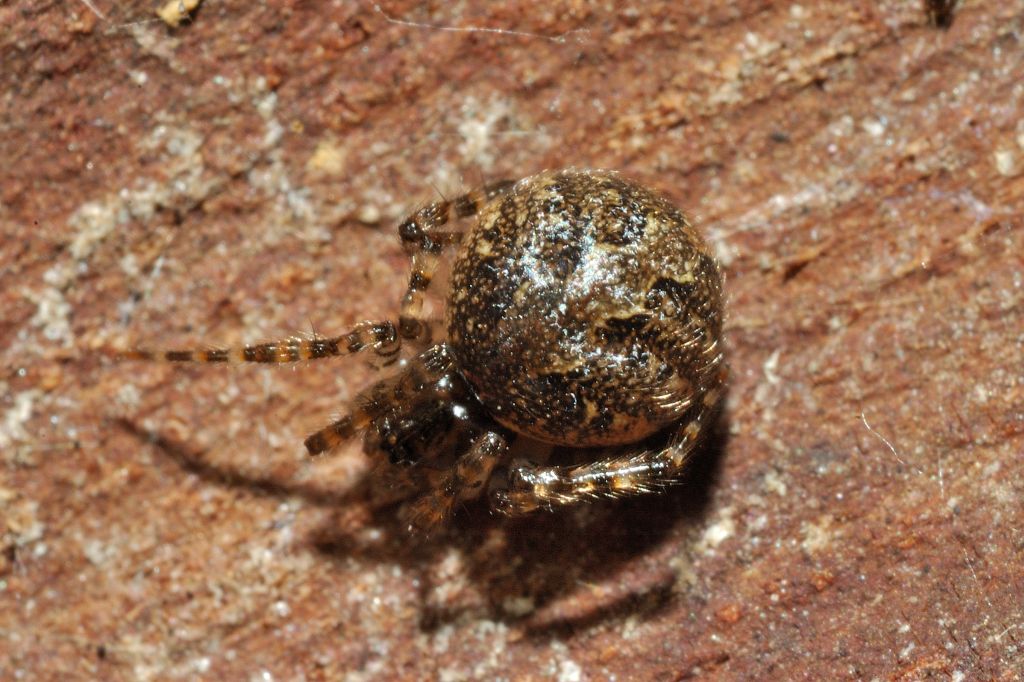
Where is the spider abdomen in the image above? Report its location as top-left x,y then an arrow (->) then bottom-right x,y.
446,169 -> 725,446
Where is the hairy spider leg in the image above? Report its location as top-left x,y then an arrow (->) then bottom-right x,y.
403,430 -> 511,532
302,344 -> 458,456
114,180 -> 514,367
492,374 -> 726,515
115,320 -> 401,364
396,179 -> 515,344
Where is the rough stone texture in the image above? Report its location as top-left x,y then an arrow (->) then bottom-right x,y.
2,1 -> 1022,679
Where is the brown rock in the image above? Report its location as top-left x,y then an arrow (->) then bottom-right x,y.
2,1 -> 1022,679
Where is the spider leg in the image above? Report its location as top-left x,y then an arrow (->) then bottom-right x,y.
491,388 -> 724,515
114,320 -> 400,365
403,430 -> 511,532
115,180 -> 515,366
303,344 -> 457,456
396,179 -> 514,344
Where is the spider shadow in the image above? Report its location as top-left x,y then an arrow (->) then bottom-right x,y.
112,417 -> 353,507
309,419 -> 731,637
116,414 -> 729,638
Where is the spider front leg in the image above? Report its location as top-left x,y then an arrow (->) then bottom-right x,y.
395,179 -> 514,344
303,344 -> 457,456
403,430 -> 512,532
492,404 -> 718,515
115,181 -> 514,367
115,320 -> 401,365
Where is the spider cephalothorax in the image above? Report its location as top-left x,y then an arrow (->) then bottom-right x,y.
122,169 -> 726,531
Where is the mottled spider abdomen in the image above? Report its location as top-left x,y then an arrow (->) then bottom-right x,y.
446,169 -> 725,447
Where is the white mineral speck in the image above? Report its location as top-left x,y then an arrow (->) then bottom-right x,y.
699,507 -> 736,550
862,118 -> 886,137
558,658 -> 583,682
994,149 -> 1020,176
801,515 -> 833,553
1,391 -> 39,449
762,469 -> 788,496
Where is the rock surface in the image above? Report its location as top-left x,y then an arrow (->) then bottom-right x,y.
2,1 -> 1022,679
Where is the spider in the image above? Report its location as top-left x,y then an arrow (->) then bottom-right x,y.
120,168 -> 727,532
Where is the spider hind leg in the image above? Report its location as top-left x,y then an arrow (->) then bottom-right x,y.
492,400 -> 720,516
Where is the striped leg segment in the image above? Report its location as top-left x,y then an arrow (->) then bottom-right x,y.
302,413 -> 365,457
404,430 -> 511,532
396,179 -> 515,343
303,344 -> 457,457
492,412 -> 713,516
116,320 -> 400,365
